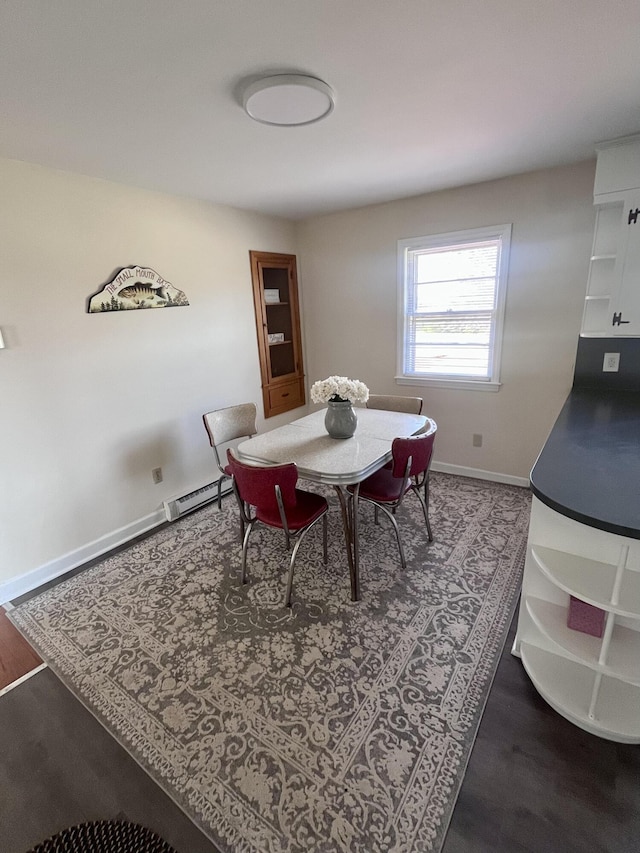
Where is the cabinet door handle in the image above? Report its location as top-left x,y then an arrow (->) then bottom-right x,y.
282,392 -> 289,397
628,208 -> 639,225
612,312 -> 630,326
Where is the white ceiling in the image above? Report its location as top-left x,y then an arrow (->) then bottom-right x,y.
2,1 -> 639,220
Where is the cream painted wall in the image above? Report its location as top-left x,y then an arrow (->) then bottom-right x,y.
296,161 -> 596,481
0,158 -> 302,588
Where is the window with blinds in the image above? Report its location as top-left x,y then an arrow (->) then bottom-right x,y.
397,224 -> 511,389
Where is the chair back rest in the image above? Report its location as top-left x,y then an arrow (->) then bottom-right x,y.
203,403 -> 257,448
390,431 -> 436,479
367,394 -> 423,415
226,450 -> 298,513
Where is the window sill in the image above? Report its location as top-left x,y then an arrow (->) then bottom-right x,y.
395,376 -> 502,392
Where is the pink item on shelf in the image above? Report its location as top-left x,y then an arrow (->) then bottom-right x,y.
567,596 -> 606,638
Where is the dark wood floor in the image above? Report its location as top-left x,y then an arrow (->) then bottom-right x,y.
1,608 -> 638,853
0,665 -> 220,853
442,621 -> 640,853
0,607 -> 42,690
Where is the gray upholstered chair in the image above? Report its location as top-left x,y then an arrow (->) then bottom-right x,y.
202,403 -> 258,509
366,394 -> 423,415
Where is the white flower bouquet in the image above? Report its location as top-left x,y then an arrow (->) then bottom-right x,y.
310,375 -> 369,405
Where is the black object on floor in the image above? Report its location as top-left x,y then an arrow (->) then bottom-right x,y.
26,820 -> 178,853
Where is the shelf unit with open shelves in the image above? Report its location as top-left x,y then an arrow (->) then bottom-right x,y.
514,497 -> 640,743
581,135 -> 640,336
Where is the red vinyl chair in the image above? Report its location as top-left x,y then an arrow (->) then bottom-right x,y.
348,431 -> 436,568
226,450 -> 329,607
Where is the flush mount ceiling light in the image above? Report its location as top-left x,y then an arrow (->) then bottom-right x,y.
242,74 -> 335,127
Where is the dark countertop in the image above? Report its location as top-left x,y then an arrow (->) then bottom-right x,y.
530,388 -> 640,540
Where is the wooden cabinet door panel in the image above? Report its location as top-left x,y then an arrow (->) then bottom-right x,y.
267,379 -> 304,415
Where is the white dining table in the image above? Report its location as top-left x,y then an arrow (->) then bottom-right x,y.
237,407 -> 436,601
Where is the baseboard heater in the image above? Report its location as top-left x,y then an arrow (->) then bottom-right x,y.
163,479 -> 232,522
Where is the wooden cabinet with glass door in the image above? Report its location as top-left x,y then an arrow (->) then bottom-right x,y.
249,250 -> 305,418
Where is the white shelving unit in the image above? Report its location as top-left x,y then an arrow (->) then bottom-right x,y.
514,497 -> 640,743
520,644 -> 640,742
521,135 -> 640,737
581,201 -> 624,336
581,134 -> 640,337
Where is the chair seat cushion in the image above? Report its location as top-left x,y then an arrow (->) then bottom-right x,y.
348,467 -> 410,503
256,489 -> 328,530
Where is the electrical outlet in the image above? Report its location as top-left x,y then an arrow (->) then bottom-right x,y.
472,433 -> 483,447
603,352 -> 620,373
152,467 -> 163,484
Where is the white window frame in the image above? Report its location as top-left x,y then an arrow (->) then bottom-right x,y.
396,223 -> 511,392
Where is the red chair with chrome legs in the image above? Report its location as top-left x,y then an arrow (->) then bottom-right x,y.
226,450 -> 329,607
348,430 -> 436,568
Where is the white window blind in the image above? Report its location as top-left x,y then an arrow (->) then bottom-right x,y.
397,224 -> 511,389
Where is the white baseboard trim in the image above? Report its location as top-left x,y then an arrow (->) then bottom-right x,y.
0,508 -> 165,606
431,461 -> 530,489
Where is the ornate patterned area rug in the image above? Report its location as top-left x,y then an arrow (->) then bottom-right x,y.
11,473 -> 530,853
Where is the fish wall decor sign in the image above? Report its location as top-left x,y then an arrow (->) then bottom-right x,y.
88,266 -> 189,312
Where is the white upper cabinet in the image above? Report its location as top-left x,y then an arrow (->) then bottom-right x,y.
594,136 -> 640,201
611,189 -> 640,335
582,136 -> 640,337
